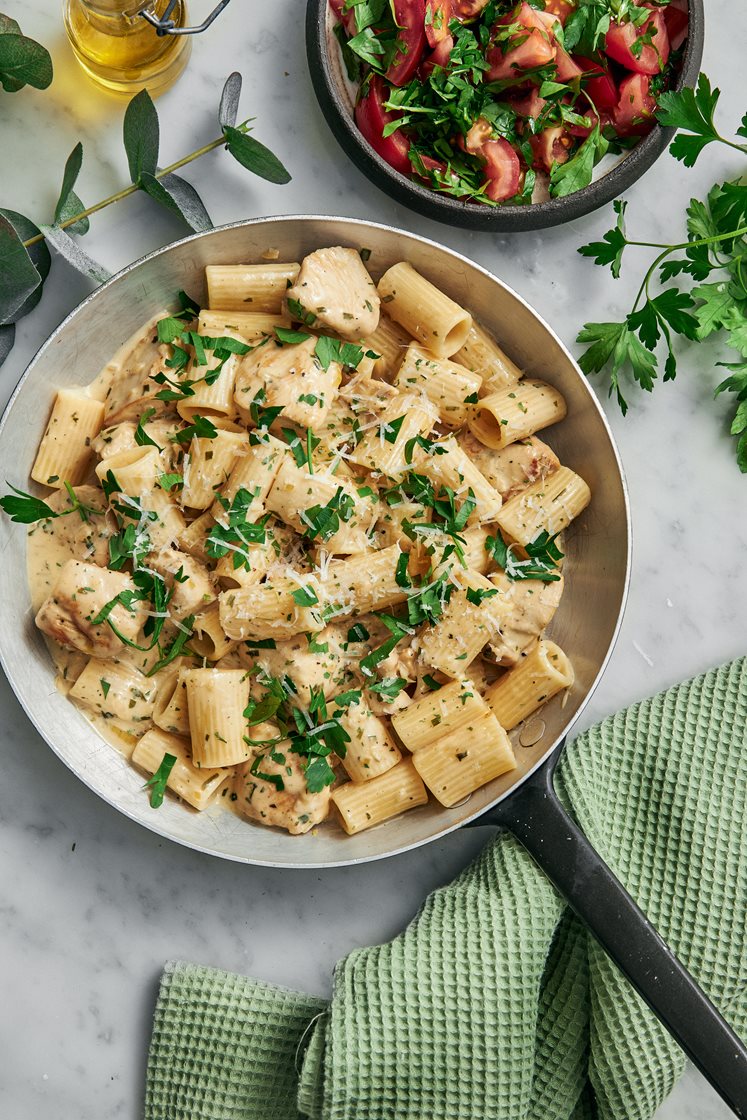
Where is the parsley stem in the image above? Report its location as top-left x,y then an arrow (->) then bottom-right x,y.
21,134 -> 229,250
630,224 -> 747,313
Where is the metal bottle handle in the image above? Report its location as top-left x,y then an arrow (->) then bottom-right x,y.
142,0 -> 232,35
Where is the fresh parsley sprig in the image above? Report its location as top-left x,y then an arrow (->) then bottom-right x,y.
577,74 -> 747,471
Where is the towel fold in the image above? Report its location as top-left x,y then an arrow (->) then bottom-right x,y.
146,656 -> 747,1120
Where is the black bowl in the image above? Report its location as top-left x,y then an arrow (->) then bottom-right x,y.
305,0 -> 704,232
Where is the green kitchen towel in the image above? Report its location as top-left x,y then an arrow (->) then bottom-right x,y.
145,657 -> 747,1120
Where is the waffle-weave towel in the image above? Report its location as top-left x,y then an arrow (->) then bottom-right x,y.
146,656 -> 747,1120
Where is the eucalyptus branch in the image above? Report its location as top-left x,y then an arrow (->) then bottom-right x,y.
22,134 -> 229,250
0,72 -> 290,369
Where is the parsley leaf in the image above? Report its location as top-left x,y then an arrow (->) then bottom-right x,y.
657,74 -> 725,168
578,200 -> 628,279
144,753 -> 177,808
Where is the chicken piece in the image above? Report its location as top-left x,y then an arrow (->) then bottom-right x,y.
233,750 -> 331,835
285,247 -> 380,341
486,572 -> 564,665
239,626 -> 356,699
94,311 -> 181,425
35,559 -> 147,658
234,336 -> 341,430
149,547 -> 216,619
458,432 -> 559,499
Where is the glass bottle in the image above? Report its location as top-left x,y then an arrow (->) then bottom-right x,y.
63,1 -> 191,96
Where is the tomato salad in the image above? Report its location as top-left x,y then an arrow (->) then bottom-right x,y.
330,0 -> 689,205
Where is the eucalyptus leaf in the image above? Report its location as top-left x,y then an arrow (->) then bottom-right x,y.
123,89 -> 159,183
219,72 -> 242,129
0,32 -> 53,92
53,142 -> 89,234
0,208 -> 50,320
223,126 -> 291,184
0,214 -> 42,324
0,15 -> 22,35
0,323 -> 15,369
40,225 -> 112,285
139,171 -> 213,233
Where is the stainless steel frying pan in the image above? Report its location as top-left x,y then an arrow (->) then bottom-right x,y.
0,217 -> 744,1113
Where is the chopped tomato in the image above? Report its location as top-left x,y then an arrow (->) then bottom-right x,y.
576,55 -> 618,111
605,8 -> 670,76
425,0 -> 491,46
487,3 -> 556,82
663,3 -> 689,50
510,87 -> 547,121
529,125 -> 572,172
565,103 -> 599,138
543,0 -> 574,23
466,123 -> 522,201
355,75 -> 413,175
329,0 -> 357,36
420,32 -> 454,76
554,43 -> 583,81
387,0 -> 428,86
613,72 -> 657,135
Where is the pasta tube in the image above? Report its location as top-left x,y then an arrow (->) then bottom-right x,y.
413,435 -> 503,523
485,640 -> 574,730
266,458 -> 374,554
377,262 -> 472,358
206,263 -> 300,313
391,679 -> 490,752
210,433 -> 285,520
32,387 -> 105,488
181,430 -> 249,510
332,758 -> 428,834
183,667 -> 252,768
496,466 -> 591,548
348,393 -> 438,478
454,320 -> 523,390
393,344 -> 482,428
153,665 -> 191,737
132,728 -> 226,810
361,311 -> 412,381
321,545 -> 409,618
190,601 -> 237,661
468,380 -> 567,450
94,446 -> 161,498
339,696 -> 402,782
198,309 -> 290,340
417,570 -> 508,678
69,658 -> 157,730
219,576 -> 324,641
412,712 -> 516,806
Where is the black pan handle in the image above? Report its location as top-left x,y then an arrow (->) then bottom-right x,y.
470,749 -> 747,1117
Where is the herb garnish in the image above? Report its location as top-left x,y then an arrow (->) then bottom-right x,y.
486,531 -> 564,583
145,752 -> 177,808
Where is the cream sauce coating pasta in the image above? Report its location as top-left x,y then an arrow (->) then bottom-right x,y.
21,246 -> 591,837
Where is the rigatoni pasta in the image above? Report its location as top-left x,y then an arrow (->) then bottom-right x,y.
15,243 -> 590,838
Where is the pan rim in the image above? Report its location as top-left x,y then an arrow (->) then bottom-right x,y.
0,214 -> 632,868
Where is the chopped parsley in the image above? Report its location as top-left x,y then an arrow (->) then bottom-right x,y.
145,753 -> 177,808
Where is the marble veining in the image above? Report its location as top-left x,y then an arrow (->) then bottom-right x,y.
0,1 -> 742,1117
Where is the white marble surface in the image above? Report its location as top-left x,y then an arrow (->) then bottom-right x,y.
0,2 -> 744,1117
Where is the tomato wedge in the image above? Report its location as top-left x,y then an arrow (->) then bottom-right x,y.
529,125 -> 572,173
487,3 -> 556,81
420,32 -> 454,77
355,76 -> 413,175
554,43 -> 583,81
576,55 -> 618,112
387,0 -> 428,87
465,120 -> 522,201
605,8 -> 670,75
663,3 -> 689,50
613,72 -> 657,135
543,0 -> 574,22
425,0 -> 491,46
329,0 -> 356,36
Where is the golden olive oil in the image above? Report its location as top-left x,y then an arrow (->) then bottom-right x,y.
63,0 -> 191,96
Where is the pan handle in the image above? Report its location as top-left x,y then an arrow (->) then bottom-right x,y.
470,750 -> 747,1117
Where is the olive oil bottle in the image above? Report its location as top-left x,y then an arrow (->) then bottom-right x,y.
63,1 -> 191,96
